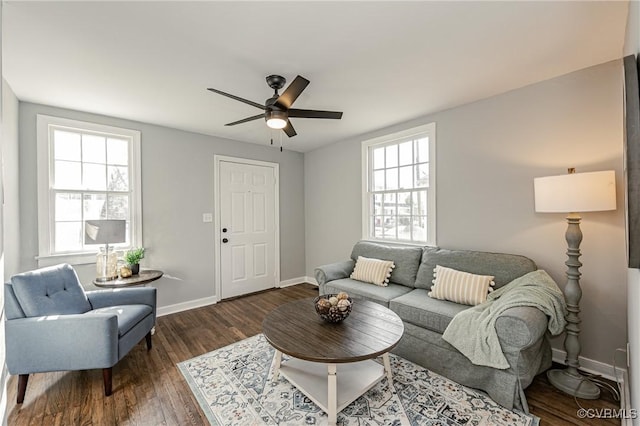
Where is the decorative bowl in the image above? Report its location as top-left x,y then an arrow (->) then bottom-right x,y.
314,294 -> 353,323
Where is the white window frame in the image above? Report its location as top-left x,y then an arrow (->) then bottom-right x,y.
36,114 -> 142,267
361,122 -> 436,246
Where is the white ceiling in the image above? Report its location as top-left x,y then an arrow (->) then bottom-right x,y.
2,1 -> 629,152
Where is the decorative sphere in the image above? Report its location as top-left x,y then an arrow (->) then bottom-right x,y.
120,266 -> 132,278
317,298 -> 331,308
316,298 -> 331,314
337,299 -> 351,312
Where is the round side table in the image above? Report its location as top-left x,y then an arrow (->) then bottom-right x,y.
93,269 -> 163,288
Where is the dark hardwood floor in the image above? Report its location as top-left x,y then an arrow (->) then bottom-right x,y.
6,284 -> 621,425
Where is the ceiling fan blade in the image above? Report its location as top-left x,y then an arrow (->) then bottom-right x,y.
288,109 -> 343,120
207,88 -> 265,110
224,113 -> 265,126
275,76 -> 310,109
283,120 -> 297,137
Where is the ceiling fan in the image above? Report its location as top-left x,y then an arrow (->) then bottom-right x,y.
207,75 -> 343,138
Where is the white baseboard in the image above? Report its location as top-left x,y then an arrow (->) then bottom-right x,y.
620,369 -> 632,426
278,276 -> 317,287
551,348 -> 627,382
157,296 -> 217,317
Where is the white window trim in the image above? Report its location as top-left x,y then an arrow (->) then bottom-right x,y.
36,114 -> 143,267
361,122 -> 437,246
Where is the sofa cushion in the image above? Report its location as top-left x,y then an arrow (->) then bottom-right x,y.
323,278 -> 413,307
390,289 -> 470,333
429,265 -> 495,306
351,241 -> 422,287
350,256 -> 395,286
415,247 -> 537,290
86,304 -> 153,337
11,264 -> 92,317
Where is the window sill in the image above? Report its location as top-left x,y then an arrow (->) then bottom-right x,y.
36,252 -> 102,268
361,238 -> 435,248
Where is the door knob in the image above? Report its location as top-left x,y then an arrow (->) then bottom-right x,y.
222,238 -> 229,243
222,228 -> 228,233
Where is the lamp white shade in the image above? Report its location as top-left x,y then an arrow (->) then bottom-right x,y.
534,170 -> 616,213
84,219 -> 127,244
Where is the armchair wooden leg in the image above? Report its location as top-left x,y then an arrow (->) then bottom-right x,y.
145,331 -> 152,350
103,368 -> 112,396
17,374 -> 29,404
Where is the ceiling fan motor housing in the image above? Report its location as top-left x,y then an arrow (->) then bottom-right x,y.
265,95 -> 285,111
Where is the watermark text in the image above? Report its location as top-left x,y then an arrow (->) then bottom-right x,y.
577,408 -> 638,419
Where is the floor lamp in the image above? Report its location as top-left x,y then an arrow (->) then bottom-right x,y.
533,169 -> 616,399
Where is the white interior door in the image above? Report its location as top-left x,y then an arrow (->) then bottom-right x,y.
219,160 -> 278,299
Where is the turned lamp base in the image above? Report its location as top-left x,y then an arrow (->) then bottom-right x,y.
547,368 -> 600,399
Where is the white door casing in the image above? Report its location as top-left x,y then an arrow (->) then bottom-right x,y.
214,156 -> 279,300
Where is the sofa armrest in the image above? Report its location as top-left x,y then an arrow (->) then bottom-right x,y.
87,287 -> 157,319
5,314 -> 119,374
314,260 -> 355,286
495,306 -> 549,349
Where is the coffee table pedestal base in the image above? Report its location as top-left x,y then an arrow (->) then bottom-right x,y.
274,354 -> 390,426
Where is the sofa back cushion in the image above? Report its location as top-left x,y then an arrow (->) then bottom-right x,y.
11,263 -> 91,317
415,246 -> 537,290
351,241 -> 422,287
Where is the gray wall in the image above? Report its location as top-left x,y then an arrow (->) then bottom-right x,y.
305,60 -> 627,366
18,102 -> 306,309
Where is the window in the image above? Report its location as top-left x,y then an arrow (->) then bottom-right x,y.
36,115 -> 142,266
362,123 -> 436,245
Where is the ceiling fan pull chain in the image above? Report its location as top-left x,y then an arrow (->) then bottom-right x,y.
280,132 -> 283,152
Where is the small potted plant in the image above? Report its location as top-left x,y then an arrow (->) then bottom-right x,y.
124,247 -> 145,275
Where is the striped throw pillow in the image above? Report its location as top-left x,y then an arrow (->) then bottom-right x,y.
428,265 -> 495,306
350,256 -> 395,287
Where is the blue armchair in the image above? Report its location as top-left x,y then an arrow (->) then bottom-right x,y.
4,263 -> 156,403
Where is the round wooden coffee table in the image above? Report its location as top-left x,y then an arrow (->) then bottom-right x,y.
262,297 -> 404,426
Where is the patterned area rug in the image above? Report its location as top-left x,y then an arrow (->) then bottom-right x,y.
178,334 -> 539,426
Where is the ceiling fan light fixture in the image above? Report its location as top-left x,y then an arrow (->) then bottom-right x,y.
266,110 -> 288,129
266,118 -> 287,129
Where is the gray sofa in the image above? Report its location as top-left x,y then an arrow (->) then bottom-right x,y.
315,241 -> 552,411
